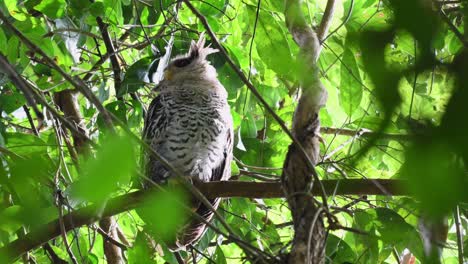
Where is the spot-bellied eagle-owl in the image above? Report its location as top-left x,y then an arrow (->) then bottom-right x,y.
142,33 -> 233,251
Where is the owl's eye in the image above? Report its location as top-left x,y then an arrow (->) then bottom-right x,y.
173,58 -> 191,68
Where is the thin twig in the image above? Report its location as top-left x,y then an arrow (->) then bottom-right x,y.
0,11 -> 114,127
438,9 -> 468,47
57,200 -> 78,264
321,0 -> 354,43
94,225 -> 129,250
454,206 -> 465,264
96,17 -> 123,99
320,127 -> 411,141
0,53 -> 96,147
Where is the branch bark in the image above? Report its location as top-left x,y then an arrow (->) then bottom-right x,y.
0,179 -> 407,263
283,0 -> 336,263
95,17 -> 123,100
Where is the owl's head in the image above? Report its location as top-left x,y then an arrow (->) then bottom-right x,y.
163,33 -> 218,82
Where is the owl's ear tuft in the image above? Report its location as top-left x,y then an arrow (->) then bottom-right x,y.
188,32 -> 218,60
189,40 -> 200,59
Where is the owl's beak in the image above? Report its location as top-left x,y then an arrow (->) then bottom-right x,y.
164,69 -> 173,81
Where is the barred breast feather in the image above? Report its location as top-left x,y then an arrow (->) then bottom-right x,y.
142,78 -> 233,250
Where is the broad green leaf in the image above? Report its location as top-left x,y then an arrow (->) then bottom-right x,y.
373,208 -> 414,244
89,2 -> 105,17
339,38 -> 363,117
352,210 -> 379,263
240,113 -> 257,139
119,57 -> 154,97
70,134 -> 136,203
326,234 -> 356,263
0,86 -> 26,114
127,232 -> 155,264
5,132 -> 48,156
248,8 -> 294,77
128,99 -> 143,128
0,29 -> 7,52
6,37 -> 20,63
48,245 -> 68,261
402,141 -> 465,217
105,101 -> 128,124
258,84 -> 287,108
4,0 -> 27,21
0,205 -> 22,234
214,246 -> 227,264
198,0 -> 227,17
137,187 -> 188,242
33,0 -> 67,19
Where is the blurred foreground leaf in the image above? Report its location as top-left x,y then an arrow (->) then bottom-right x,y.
70,134 -> 136,203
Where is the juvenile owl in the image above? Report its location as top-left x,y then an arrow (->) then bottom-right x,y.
142,33 -> 233,250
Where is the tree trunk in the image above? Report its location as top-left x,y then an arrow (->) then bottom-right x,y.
282,0 -> 336,263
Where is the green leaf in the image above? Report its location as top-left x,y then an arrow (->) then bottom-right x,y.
127,232 -> 155,264
70,134 -> 136,203
89,2 -> 105,17
373,208 -> 413,244
0,29 -> 7,52
5,132 -> 48,156
137,187 -> 188,242
326,234 -> 356,263
0,206 -> 22,234
402,141 -> 466,217
105,101 -> 128,124
0,86 -> 26,114
198,0 -> 227,17
214,246 -> 227,264
4,0 -> 28,21
248,8 -> 294,77
240,113 -> 257,139
339,38 -> 363,117
352,210 -> 379,263
33,0 -> 67,19
258,84 -> 287,107
119,57 -> 154,97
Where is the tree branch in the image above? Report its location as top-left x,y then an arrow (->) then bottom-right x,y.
283,0 -> 337,262
316,0 -> 336,42
320,127 -> 412,141
0,179 -> 407,263
0,10 -> 113,127
96,17 -> 123,100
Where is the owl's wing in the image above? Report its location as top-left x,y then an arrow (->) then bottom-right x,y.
141,95 -> 169,185
210,127 -> 233,182
143,95 -> 165,141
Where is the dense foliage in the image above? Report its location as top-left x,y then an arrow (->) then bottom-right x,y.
0,0 -> 467,263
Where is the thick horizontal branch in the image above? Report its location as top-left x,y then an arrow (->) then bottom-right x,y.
0,179 -> 405,262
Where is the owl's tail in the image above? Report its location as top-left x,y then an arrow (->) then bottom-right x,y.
169,197 -> 220,252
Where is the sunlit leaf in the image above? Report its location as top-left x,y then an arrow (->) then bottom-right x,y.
33,0 -> 67,19
137,186 -> 188,243
339,37 -> 363,117
70,134 -> 136,203
248,8 -> 294,77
